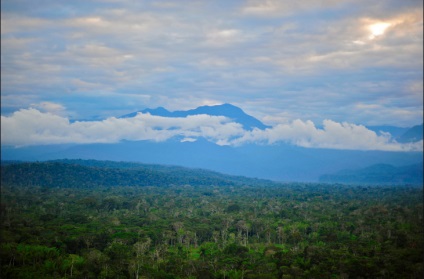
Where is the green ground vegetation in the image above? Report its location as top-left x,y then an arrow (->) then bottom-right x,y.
1,161 -> 423,278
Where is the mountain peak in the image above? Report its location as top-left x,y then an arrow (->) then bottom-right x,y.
121,103 -> 269,130
142,107 -> 172,117
192,103 -> 244,115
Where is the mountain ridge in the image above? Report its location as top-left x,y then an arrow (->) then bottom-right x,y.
2,140 -> 422,182
2,103 -> 422,183
0,159 -> 275,188
319,162 -> 423,185
120,103 -> 270,130
120,104 -> 422,139
396,124 -> 423,143
367,124 -> 423,142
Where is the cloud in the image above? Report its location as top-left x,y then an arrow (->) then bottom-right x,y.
1,108 -> 421,152
30,101 -> 67,116
241,0 -> 343,17
203,29 -> 245,47
1,14 -> 50,34
229,119 -> 423,151
1,0 -> 422,127
0,108 -> 244,146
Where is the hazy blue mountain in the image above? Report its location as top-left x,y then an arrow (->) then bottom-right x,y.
396,124 -> 423,143
2,139 -> 422,182
121,106 -> 174,118
319,162 -> 423,185
366,124 -> 423,143
120,103 -> 270,130
366,125 -> 410,138
2,104 -> 422,183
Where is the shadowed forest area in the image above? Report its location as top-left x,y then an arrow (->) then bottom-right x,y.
1,161 -> 423,278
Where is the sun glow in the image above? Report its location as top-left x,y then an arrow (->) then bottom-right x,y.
368,22 -> 391,39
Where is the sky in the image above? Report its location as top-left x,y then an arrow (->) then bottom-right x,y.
1,0 -> 423,150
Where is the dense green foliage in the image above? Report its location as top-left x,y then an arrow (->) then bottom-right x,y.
1,160 -> 270,189
1,161 -> 423,278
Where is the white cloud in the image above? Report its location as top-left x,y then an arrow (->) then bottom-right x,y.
1,108 -> 421,152
1,14 -> 50,34
1,0 -> 422,127
230,119 -> 423,151
203,29 -> 245,47
30,102 -> 67,116
241,0 -> 343,17
0,109 -> 244,146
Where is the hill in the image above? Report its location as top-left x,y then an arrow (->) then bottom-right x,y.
319,162 -> 423,185
2,139 -> 422,182
0,159 -> 274,188
1,160 -> 422,278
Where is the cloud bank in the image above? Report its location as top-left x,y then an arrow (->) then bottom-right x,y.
2,108 -> 422,152
1,0 -> 422,127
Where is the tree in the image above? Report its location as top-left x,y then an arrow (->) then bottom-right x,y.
131,238 -> 151,279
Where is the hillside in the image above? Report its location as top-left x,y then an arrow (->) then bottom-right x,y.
319,162 -> 423,185
0,159 -> 274,188
1,161 -> 423,278
2,139 -> 422,182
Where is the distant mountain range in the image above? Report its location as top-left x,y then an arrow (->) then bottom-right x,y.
1,104 -> 422,184
121,104 -> 422,143
396,124 -> 423,143
367,124 -> 423,143
319,162 -> 423,185
120,103 -> 270,130
2,138 -> 422,183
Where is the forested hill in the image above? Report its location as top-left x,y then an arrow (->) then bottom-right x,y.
1,160 -> 423,278
319,162 -> 423,185
0,159 -> 274,188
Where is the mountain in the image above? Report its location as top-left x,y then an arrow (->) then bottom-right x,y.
2,103 -> 422,183
396,124 -> 423,143
2,139 -> 422,182
366,125 -> 409,138
319,162 -> 423,185
121,106 -> 174,118
367,124 -> 423,143
120,103 -> 270,130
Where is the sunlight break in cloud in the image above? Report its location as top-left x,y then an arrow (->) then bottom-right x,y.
368,22 -> 391,39
1,108 -> 422,152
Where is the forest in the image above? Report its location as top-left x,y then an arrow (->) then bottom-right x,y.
1,160 -> 423,278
